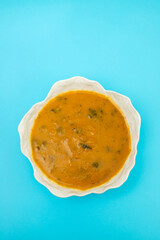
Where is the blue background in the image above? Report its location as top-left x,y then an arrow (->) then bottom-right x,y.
1,1 -> 160,239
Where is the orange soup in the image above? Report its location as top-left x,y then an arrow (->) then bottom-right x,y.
30,91 -> 131,190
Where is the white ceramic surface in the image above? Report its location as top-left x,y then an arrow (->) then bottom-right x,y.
18,76 -> 141,198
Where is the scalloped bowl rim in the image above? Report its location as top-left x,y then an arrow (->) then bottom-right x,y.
18,76 -> 141,198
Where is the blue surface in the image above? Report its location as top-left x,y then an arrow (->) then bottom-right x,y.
1,1 -> 160,239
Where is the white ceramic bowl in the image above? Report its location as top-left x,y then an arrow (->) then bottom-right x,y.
18,76 -> 141,198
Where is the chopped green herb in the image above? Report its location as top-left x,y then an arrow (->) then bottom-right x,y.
92,162 -> 99,168
80,143 -> 92,149
116,150 -> 121,154
57,96 -> 67,101
76,128 -> 82,134
123,137 -> 128,142
100,109 -> 103,114
111,109 -> 118,116
79,167 -> 86,173
106,146 -> 111,152
57,126 -> 63,134
51,108 -> 61,113
88,108 -> 97,118
72,127 -> 82,134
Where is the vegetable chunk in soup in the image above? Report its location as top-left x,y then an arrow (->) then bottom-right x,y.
30,91 -> 131,190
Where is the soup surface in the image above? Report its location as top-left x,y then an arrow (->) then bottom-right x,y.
31,91 -> 131,190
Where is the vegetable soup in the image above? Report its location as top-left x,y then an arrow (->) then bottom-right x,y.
30,91 -> 131,190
